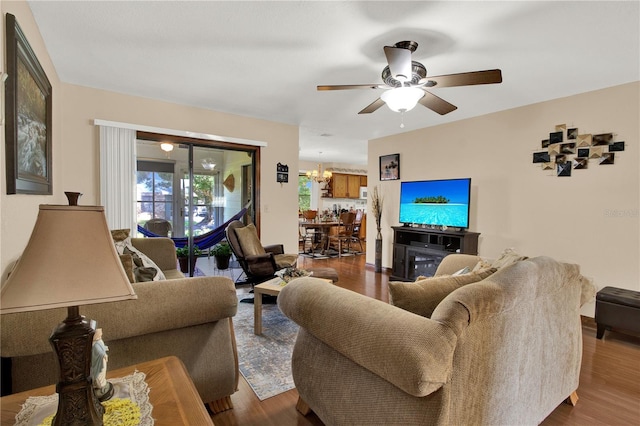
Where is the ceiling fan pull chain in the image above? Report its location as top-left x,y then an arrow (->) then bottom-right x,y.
400,111 -> 405,129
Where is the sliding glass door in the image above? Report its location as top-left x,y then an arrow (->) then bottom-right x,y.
136,137 -> 256,276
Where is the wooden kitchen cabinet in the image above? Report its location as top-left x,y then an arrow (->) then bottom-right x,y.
330,173 -> 363,199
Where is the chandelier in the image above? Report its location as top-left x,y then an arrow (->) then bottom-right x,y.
306,152 -> 332,183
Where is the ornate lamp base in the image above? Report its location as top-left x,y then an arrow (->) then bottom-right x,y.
49,306 -> 104,426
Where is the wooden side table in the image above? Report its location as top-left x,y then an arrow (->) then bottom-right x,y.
254,276 -> 333,335
0,356 -> 213,425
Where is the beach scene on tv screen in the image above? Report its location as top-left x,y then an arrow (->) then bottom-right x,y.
399,179 -> 470,227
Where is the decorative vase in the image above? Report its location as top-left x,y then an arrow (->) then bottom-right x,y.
374,229 -> 382,273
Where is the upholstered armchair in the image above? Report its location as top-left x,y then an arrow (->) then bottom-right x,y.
279,255 -> 596,425
225,220 -> 297,283
143,218 -> 172,237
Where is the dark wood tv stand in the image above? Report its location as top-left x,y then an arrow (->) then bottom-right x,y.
391,226 -> 480,281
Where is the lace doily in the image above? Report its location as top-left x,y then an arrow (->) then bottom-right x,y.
13,371 -> 153,426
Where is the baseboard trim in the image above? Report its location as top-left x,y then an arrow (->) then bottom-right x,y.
581,315 -> 596,329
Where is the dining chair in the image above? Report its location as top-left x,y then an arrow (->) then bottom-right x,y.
328,211 -> 357,257
350,212 -> 365,253
301,210 -> 320,256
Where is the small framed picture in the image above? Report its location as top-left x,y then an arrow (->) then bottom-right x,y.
549,131 -> 563,143
592,133 -> 613,146
600,153 -> 615,165
557,162 -> 572,177
533,152 -> 550,163
609,141 -> 625,152
379,153 -> 400,181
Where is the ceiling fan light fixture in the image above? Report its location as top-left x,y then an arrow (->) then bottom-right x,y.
381,87 -> 425,113
201,158 -> 216,170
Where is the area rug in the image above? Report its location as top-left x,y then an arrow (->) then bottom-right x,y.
233,296 -> 298,400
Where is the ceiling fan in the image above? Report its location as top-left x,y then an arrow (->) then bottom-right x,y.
318,40 -> 502,115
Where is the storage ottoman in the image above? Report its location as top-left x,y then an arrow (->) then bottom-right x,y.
595,286 -> 640,339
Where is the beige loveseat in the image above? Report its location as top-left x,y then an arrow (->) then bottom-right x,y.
279,254 -> 596,425
1,237 -> 239,412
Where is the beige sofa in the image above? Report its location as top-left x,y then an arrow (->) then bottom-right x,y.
279,254 -> 596,425
1,237 -> 239,412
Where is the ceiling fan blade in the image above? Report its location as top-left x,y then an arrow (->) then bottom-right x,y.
318,84 -> 385,91
418,91 -> 458,115
358,98 -> 386,114
423,69 -> 502,88
384,46 -> 412,81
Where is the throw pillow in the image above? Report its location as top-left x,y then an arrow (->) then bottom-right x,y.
389,268 -> 497,318
472,258 -> 492,272
118,253 -> 136,283
491,248 -> 528,269
124,246 -> 159,282
111,228 -> 130,243
235,224 -> 267,257
111,229 -> 166,281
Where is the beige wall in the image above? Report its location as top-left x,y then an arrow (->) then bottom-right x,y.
1,2 -> 299,279
1,2 -> 64,279
368,82 -> 640,315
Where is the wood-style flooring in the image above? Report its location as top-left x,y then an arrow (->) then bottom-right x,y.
211,255 -> 640,426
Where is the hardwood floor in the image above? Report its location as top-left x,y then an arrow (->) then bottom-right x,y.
211,255 -> 640,425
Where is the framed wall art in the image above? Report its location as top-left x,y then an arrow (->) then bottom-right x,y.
534,123 -> 626,177
5,13 -> 53,195
379,153 -> 400,181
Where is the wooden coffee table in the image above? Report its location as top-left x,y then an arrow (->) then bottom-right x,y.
0,356 -> 213,425
254,276 -> 332,335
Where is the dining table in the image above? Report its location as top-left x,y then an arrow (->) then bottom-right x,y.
299,220 -> 341,255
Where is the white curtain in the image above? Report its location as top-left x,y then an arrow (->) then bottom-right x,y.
99,126 -> 137,232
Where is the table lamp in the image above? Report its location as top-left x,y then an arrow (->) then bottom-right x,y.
0,192 -> 137,425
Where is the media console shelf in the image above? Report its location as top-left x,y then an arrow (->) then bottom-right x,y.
391,226 -> 480,281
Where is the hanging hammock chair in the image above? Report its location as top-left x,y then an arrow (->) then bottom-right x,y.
137,206 -> 248,249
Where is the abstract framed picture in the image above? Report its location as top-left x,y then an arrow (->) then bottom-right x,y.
573,158 -> 588,170
557,162 -> 571,177
379,153 -> 400,181
577,134 -> 592,147
609,141 -> 625,152
592,133 -> 613,146
599,153 -> 615,165
5,14 -> 52,195
567,128 -> 578,139
549,131 -> 563,144
532,152 -> 550,163
560,143 -> 575,155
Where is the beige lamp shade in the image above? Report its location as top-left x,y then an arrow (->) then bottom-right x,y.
0,204 -> 137,314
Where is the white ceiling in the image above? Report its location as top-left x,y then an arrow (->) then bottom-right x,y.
28,1 -> 639,166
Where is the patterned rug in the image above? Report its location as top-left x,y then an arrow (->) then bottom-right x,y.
233,296 -> 299,400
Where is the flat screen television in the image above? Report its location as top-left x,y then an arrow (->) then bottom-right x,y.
399,178 -> 471,228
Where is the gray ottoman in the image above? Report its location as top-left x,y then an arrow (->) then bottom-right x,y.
595,286 -> 640,339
